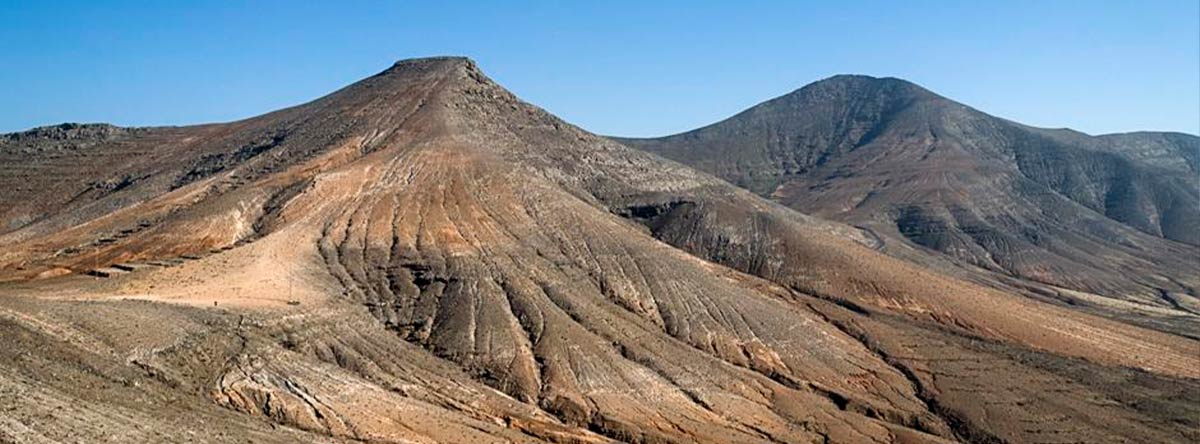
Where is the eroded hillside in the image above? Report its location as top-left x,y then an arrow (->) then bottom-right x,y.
1,58 -> 1196,444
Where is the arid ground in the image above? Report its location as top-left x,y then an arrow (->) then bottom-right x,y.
1,57 -> 1196,444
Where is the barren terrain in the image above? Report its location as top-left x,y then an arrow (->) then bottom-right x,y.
1,58 -> 1196,443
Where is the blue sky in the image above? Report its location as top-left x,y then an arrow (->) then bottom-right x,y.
1,1 -> 1197,136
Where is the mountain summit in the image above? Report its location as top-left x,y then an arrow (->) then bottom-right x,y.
2,60 -> 1197,444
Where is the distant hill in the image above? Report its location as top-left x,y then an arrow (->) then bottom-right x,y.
618,75 -> 1200,315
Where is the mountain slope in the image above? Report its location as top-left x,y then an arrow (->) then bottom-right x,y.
1,60 -> 1197,444
618,75 -> 1200,318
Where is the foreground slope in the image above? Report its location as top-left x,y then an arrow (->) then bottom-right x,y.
1,59 -> 1197,444
619,75 -> 1200,326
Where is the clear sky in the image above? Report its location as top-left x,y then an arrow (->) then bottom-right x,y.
2,1 -> 1197,136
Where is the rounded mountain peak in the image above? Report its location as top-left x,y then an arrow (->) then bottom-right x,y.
788,74 -> 940,104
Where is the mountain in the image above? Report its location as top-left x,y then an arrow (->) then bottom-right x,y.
1,59 -> 1197,444
618,75 -> 1200,332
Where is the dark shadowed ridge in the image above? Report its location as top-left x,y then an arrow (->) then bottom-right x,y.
618,74 -> 1200,329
